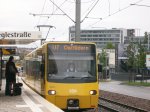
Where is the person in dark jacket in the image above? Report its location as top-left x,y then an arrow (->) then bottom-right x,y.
5,56 -> 18,96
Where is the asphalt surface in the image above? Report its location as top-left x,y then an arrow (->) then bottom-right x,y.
99,80 -> 150,100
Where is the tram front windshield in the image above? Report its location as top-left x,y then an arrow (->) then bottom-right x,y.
47,44 -> 97,83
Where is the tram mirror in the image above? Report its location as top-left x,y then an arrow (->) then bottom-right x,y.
98,64 -> 102,72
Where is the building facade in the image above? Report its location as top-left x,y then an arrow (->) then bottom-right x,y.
69,26 -> 128,49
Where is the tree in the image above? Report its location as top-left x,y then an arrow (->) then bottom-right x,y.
137,43 -> 146,68
105,42 -> 115,49
99,49 -> 107,79
120,59 -> 128,72
99,49 -> 107,67
125,41 -> 137,82
125,32 -> 147,82
143,32 -> 148,44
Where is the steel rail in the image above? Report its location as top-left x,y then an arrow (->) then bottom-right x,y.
99,97 -> 148,112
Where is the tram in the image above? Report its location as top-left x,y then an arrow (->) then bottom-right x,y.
23,42 -> 99,111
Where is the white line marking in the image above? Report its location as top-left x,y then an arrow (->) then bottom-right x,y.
19,78 -> 64,112
16,104 -> 43,108
20,92 -> 43,112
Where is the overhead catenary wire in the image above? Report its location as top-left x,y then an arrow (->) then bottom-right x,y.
47,0 -> 69,19
118,0 -> 120,11
36,0 -> 47,25
32,0 -> 69,26
86,0 -> 144,28
52,0 -> 54,14
81,0 -> 100,23
34,0 -> 69,42
130,4 -> 150,7
49,0 -> 75,23
108,0 -> 110,16
30,0 -> 68,17
81,0 -> 98,19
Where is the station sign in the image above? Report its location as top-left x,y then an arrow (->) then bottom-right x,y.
0,31 -> 42,39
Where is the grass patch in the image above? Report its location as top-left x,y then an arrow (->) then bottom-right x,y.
125,81 -> 150,87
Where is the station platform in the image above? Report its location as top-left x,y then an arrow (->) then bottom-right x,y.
0,78 -> 64,112
99,80 -> 150,100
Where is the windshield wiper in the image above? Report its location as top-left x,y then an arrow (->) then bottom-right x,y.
64,76 -> 78,79
80,76 -> 92,79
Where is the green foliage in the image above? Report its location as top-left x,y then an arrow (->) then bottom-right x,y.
120,60 -> 128,72
126,82 -> 150,87
123,33 -> 147,82
99,49 -> 107,69
125,32 -> 147,71
136,43 -> 146,68
105,42 -> 115,49
144,32 -> 148,44
125,43 -> 136,70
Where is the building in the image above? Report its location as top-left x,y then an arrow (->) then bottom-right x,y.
69,26 -> 129,49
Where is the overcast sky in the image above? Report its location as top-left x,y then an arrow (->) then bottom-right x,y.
0,0 -> 150,42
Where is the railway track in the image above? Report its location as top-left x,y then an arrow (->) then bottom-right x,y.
99,97 -> 148,112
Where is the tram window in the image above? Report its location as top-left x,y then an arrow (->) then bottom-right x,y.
48,60 -> 58,74
40,63 -> 44,72
98,64 -> 102,72
49,60 -> 95,75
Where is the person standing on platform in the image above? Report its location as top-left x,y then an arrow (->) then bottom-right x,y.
5,56 -> 18,96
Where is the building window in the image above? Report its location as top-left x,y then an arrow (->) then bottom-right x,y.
87,35 -> 92,37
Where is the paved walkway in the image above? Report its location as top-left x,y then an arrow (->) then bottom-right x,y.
99,80 -> 150,100
0,78 -> 64,112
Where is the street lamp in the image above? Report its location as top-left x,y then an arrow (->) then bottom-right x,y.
37,25 -> 56,45
37,25 -> 56,31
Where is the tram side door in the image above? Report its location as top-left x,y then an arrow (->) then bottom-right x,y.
0,48 -> 2,90
40,54 -> 45,95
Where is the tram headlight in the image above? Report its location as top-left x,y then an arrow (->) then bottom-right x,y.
48,90 -> 56,95
89,90 -> 97,95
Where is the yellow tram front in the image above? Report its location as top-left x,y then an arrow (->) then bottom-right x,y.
45,43 -> 99,110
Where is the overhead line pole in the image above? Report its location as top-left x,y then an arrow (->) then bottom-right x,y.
75,0 -> 81,42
